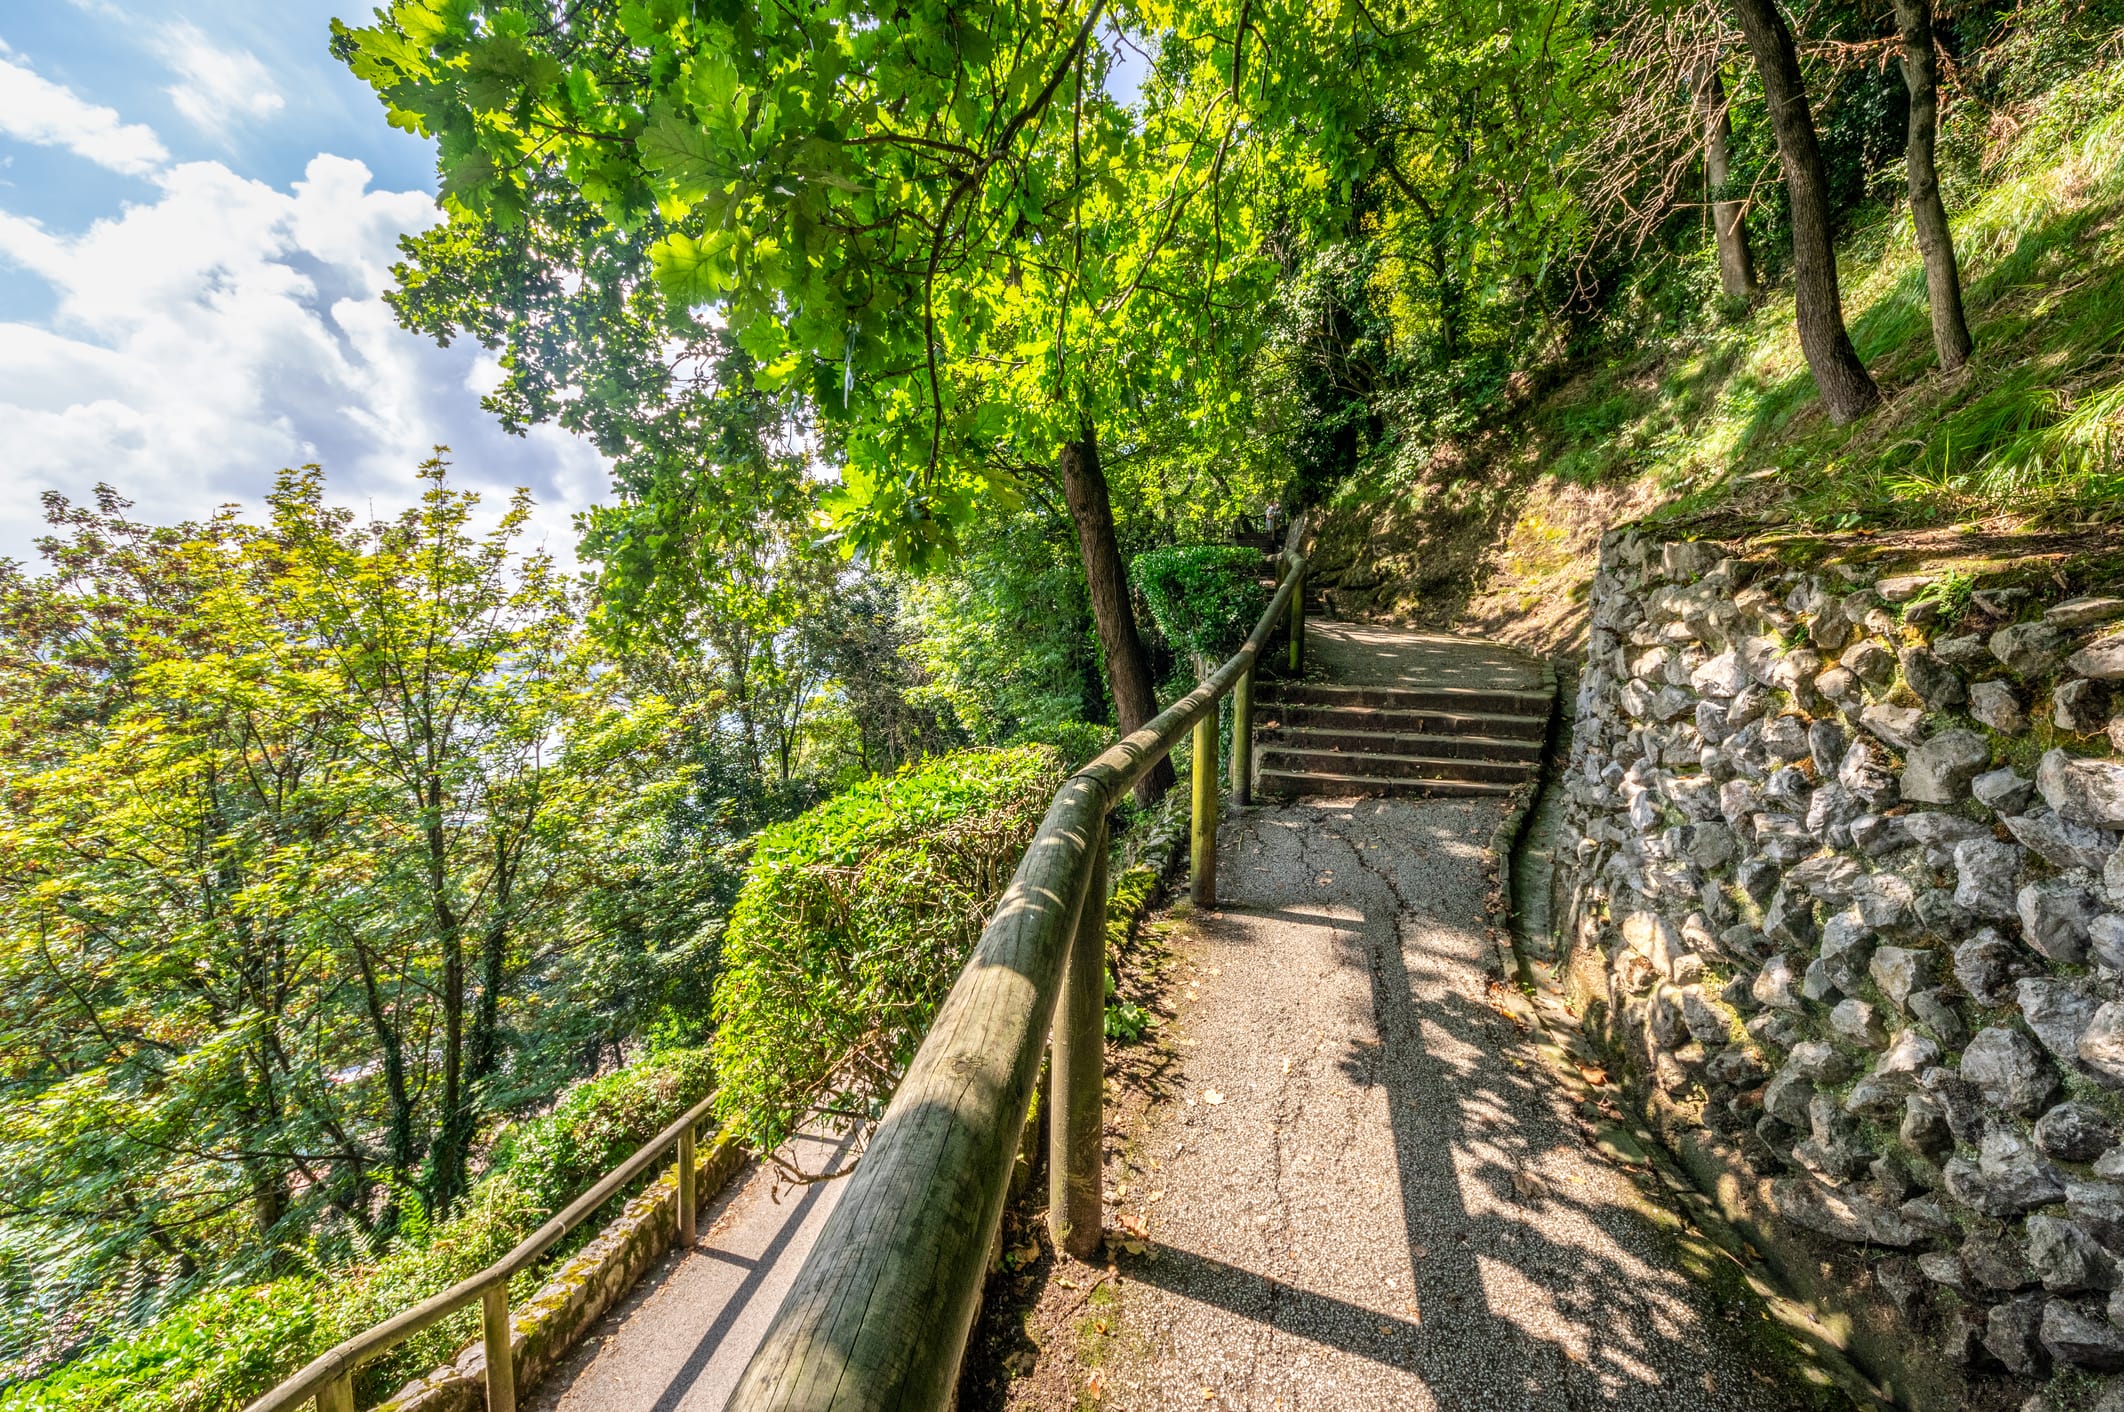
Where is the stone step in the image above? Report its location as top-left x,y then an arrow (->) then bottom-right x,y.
1255,769 -> 1520,800
1255,700 -> 1549,740
1258,680 -> 1552,719
1258,725 -> 1543,762
1258,746 -> 1538,785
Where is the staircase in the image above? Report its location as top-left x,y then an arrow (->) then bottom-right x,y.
1254,671 -> 1551,801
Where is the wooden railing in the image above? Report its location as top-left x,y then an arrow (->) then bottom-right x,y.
726,520 -> 1308,1410
244,1092 -> 719,1412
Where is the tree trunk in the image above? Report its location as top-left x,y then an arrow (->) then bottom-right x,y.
1893,0 -> 1974,371
1728,0 -> 1881,423
1697,65 -> 1758,304
1059,429 -> 1174,806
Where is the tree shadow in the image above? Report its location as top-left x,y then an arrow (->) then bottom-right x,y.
1126,797 -> 1843,1408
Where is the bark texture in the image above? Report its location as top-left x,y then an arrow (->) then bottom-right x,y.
1729,0 -> 1882,423
1697,65 -> 1758,303
1060,430 -> 1175,806
1894,0 -> 1974,371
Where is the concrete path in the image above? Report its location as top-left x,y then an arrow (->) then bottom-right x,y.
525,1130 -> 853,1412
1084,625 -> 1836,1410
1090,795 -> 1829,1409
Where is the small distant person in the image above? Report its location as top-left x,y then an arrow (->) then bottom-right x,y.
1264,503 -> 1283,540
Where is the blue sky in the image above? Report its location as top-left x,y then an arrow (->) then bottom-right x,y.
0,1 -> 605,563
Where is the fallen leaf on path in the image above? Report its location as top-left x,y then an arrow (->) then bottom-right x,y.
1202,1088 -> 1225,1105
1086,1370 -> 1105,1399
1576,1064 -> 1608,1085
1119,1212 -> 1150,1238
1282,1056 -> 1292,1074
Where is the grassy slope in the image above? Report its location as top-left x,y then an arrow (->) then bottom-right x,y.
1323,57 -> 2124,655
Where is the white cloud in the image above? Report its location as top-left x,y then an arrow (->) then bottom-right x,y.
160,22 -> 285,141
0,46 -> 168,175
0,155 -> 607,563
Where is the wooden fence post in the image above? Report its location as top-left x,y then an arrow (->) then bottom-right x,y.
1229,661 -> 1253,806
1190,704 -> 1219,908
1287,565 -> 1305,675
1048,813 -> 1107,1259
316,1376 -> 353,1412
481,1285 -> 515,1412
677,1122 -> 697,1249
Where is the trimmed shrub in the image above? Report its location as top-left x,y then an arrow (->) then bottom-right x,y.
709,746 -> 1064,1154
1131,546 -> 1271,662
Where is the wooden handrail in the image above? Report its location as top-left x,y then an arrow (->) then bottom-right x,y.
244,1089 -> 721,1412
727,518 -> 1308,1410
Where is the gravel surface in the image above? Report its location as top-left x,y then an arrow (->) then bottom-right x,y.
1087,794 -> 1843,1411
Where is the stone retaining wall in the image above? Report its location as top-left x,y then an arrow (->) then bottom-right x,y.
1555,527 -> 2124,1408
375,1131 -> 747,1411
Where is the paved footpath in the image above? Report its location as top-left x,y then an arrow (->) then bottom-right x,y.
526,1130 -> 852,1412
1089,793 -> 1835,1410
1082,626 -> 1842,1411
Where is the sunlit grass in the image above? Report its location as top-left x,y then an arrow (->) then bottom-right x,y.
1524,57 -> 2124,531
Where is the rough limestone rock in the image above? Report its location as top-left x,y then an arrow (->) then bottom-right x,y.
1756,814 -> 1816,866
1830,998 -> 1889,1048
1971,678 -> 2031,734
1787,1039 -> 1853,1084
1851,871 -> 1915,930
1902,728 -> 1993,804
1838,738 -> 1900,809
1937,633 -> 1995,667
1962,1025 -> 2061,1116
2093,914 -> 2124,972
1909,988 -> 1969,1045
2047,597 -> 2124,629
1903,1091 -> 1953,1154
1984,1129 -> 2072,1214
2042,1299 -> 2124,1370
2005,808 -> 2119,872
1750,954 -> 1804,1014
1871,946 -> 1936,1009
2039,749 -> 2124,828
1785,853 -> 1861,902
1807,719 -> 1847,775
1761,713 -> 1811,762
1814,664 -> 1859,704
2036,1103 -> 2115,1163
1860,702 -> 1926,750
1877,574 -> 1934,602
2058,678 -> 2113,733
2019,977 -> 2102,1061
1901,646 -> 1968,709
1691,649 -> 1747,696
1763,1069 -> 1816,1125
2020,880 -> 2105,965
1843,1071 -> 1909,1120
1769,1176 -> 1924,1246
1922,1066 -> 1989,1145
2069,629 -> 2124,681
1957,930 -> 2028,1004
2029,1216 -> 2120,1292
1764,763 -> 1814,812
1882,1028 -> 1942,1077
2079,1003 -> 2124,1088
1963,1227 -> 2040,1290
1975,766 -> 2040,814
1987,1294 -> 2051,1376
1955,837 -> 2026,920
1851,812 -> 1912,856
2112,847 -> 2124,906
1844,639 -> 1896,687
1995,622 -> 2072,677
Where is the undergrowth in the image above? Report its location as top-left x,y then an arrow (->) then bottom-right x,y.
1525,56 -> 2124,532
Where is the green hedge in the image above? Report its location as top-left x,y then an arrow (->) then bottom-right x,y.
1131,545 -> 1271,662
709,746 -> 1064,1155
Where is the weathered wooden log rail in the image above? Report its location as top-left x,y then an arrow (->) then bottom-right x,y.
244,1092 -> 721,1412
726,520 -> 1309,1411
